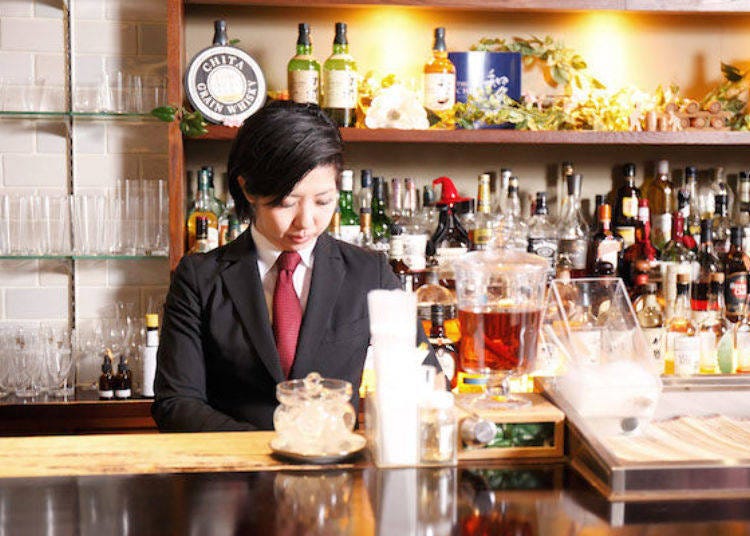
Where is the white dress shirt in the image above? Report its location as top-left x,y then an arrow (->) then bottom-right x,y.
251,225 -> 316,322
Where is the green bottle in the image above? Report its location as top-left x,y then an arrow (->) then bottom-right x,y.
287,23 -> 320,105
202,165 -> 225,215
323,22 -> 357,127
372,176 -> 392,251
338,169 -> 359,244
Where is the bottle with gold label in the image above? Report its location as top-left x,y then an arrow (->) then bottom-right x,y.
467,173 -> 496,250
288,23 -> 320,105
666,272 -> 699,376
323,22 -> 357,127
423,27 -> 456,128
613,163 -> 640,249
186,168 -> 219,251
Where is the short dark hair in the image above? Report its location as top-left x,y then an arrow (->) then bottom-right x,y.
227,101 -> 344,221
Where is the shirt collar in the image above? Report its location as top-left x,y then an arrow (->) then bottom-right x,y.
251,225 -> 316,276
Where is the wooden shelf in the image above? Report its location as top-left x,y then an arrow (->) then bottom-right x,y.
192,125 -> 750,145
183,0 -> 750,13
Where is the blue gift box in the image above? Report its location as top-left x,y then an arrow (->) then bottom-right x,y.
447,51 -> 522,129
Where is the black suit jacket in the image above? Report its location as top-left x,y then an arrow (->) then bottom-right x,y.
152,230 -> 439,432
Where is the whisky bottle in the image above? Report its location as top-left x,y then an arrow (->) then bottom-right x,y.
698,272 -> 728,374
527,191 -> 558,278
398,177 -> 429,284
556,173 -> 589,278
423,27 -> 456,127
288,23 -> 320,105
186,168 -> 219,251
189,216 -> 212,254
724,226 -> 750,323
666,272 -> 698,376
468,173 -> 496,251
389,238 -> 414,292
683,166 -> 702,243
712,193 -> 730,257
642,159 -> 674,249
338,169 -> 360,244
428,304 -> 458,389
588,203 -> 623,277
692,219 -> 722,317
634,282 -> 665,368
323,22 -> 357,127
416,269 -> 459,341
613,162 -> 640,248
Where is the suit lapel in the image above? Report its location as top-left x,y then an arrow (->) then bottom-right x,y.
291,234 -> 345,378
219,231 -> 285,383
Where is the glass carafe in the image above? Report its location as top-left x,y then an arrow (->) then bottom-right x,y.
453,248 -> 548,408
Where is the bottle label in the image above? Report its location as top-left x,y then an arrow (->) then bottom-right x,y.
726,271 -> 748,314
471,228 -> 494,250
435,246 -> 468,268
673,334 -> 700,376
289,69 -> 319,104
558,238 -> 587,270
434,346 -> 456,381
99,389 -> 114,399
642,327 -> 665,366
401,234 -> 427,271
596,238 -> 621,269
339,224 -> 360,244
615,226 -> 635,248
115,388 -> 132,399
423,73 -> 456,111
652,213 -> 672,247
527,237 -> 557,273
622,197 -> 638,218
324,68 -> 357,108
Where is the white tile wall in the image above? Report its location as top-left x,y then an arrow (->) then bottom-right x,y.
0,0 -> 170,326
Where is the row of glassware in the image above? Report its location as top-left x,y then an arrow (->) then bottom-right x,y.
0,72 -> 167,114
0,179 -> 168,257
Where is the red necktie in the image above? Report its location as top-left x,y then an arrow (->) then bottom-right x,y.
273,251 -> 302,378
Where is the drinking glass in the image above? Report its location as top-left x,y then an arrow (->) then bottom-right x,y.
11,330 -> 43,398
45,345 -> 75,398
0,194 -> 11,255
453,248 -> 549,409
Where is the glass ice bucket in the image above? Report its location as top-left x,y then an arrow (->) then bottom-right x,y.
273,372 -> 357,454
452,248 -> 549,407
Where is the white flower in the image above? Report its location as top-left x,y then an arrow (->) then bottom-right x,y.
365,84 -> 429,130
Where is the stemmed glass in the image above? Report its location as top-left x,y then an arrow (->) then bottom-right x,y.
453,248 -> 549,409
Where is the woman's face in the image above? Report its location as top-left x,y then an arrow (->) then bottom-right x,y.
246,164 -> 338,251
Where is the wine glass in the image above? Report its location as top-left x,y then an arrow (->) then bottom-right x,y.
453,248 -> 548,409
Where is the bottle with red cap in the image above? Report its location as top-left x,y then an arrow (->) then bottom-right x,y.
427,176 -> 470,287
621,198 -> 660,288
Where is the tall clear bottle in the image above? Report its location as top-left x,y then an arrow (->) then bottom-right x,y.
712,193 -> 731,257
682,166 -> 702,244
287,23 -> 320,104
527,192 -> 558,279
423,27 -> 456,128
358,169 -> 373,215
661,211 -> 697,311
698,272 -> 729,374
556,173 -> 589,278
666,272 -> 699,376
498,176 -> 527,251
371,177 -> 392,252
323,22 -> 357,127
698,166 -> 734,220
642,159 -> 674,249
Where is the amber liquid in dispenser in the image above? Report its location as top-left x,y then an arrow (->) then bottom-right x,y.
458,308 -> 542,372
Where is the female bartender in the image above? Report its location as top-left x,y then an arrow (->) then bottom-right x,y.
152,101 -> 440,431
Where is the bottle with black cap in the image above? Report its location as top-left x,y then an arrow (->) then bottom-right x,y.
723,226 -> 750,323
114,354 -> 132,400
323,22 -> 357,127
428,304 -> 458,389
556,172 -> 589,278
98,353 -> 114,400
288,23 -> 320,104
423,27 -> 456,127
614,162 -> 641,248
692,219 -> 722,316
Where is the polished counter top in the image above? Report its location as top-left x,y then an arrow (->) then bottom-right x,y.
0,431 -> 750,533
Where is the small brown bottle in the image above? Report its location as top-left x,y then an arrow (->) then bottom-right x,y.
114,354 -> 132,400
98,353 -> 114,400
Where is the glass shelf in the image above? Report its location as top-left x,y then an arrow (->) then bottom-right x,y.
0,255 -> 168,260
0,111 -> 162,122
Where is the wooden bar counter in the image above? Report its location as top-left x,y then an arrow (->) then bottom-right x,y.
1,431 -> 750,534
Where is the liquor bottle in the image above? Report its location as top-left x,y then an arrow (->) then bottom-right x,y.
642,159 -> 674,249
287,23 -> 320,105
141,314 -> 159,397
732,294 -> 750,373
634,282 -> 665,368
499,176 -> 528,252
558,161 -> 575,218
323,22 -> 357,127
661,211 -> 697,309
389,239 -> 414,292
416,268 -> 459,341
358,169 -> 373,215
428,176 -> 470,283
328,204 -> 341,240
724,226 -> 750,323
676,190 -> 698,251
613,162 -> 640,249
556,173 -> 589,278
398,178 -> 429,284
683,166 -> 702,243
568,282 -> 602,365
114,354 -> 132,400
186,168 -> 219,250
698,166 -> 734,219
588,203 -> 623,277
429,304 -> 459,388
712,193 -> 730,257
218,196 -> 239,247
468,173 -> 496,251
356,206 -> 373,249
527,191 -> 558,278
98,353 -> 114,400
419,184 -> 439,234
496,168 -> 512,215
423,27 -> 456,127
692,219 -> 723,317
665,272 -> 698,376
620,199 -> 659,289
338,169 -> 359,244
592,194 -> 605,231
736,170 -> 750,225
389,178 -> 404,230
698,272 -> 728,374
371,177 -> 392,252
202,166 -> 225,216
189,216 -> 212,254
